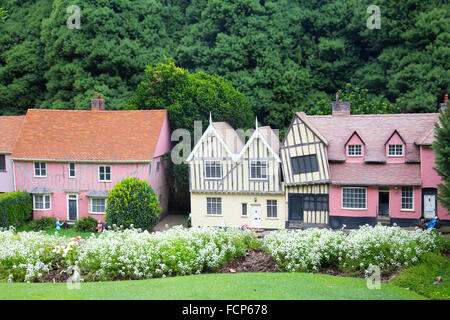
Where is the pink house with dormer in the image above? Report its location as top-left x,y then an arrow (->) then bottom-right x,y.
3,95 -> 171,223
280,95 -> 449,228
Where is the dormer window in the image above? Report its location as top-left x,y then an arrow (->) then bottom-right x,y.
388,144 -> 403,156
348,145 -> 362,156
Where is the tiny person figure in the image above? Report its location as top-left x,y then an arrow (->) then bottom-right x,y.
56,218 -> 64,231
96,220 -> 103,233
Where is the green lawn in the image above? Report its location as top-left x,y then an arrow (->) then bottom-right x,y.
15,222 -> 98,239
0,273 -> 425,300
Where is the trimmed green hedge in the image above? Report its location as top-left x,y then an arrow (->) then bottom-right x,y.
0,191 -> 32,227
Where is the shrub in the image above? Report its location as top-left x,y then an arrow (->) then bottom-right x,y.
74,217 -> 98,233
0,191 -> 32,227
30,217 -> 57,231
106,177 -> 161,230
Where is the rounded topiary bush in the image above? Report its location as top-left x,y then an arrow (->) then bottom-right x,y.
30,217 -> 56,231
74,216 -> 98,232
105,177 -> 161,230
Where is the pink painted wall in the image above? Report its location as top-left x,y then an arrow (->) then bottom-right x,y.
389,187 -> 421,219
420,146 -> 449,220
0,154 -> 14,192
329,185 -> 378,217
345,134 -> 364,163
385,132 -> 405,163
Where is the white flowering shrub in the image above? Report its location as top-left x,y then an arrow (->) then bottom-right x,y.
0,226 -> 256,282
263,228 -> 346,272
263,225 -> 445,273
0,228 -> 64,282
76,226 -> 254,281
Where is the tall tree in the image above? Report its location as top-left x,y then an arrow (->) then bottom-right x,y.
433,104 -> 450,211
128,59 -> 254,210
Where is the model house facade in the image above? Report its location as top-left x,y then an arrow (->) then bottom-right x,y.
186,118 -> 286,229
4,95 -> 171,222
187,99 -> 449,229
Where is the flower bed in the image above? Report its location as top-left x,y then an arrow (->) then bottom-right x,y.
0,226 -> 257,282
263,225 -> 445,273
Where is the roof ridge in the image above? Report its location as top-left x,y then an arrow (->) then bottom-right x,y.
306,112 -> 440,118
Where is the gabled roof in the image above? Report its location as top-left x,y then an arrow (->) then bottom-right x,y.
186,121 -> 243,162
12,109 -> 168,162
238,124 -> 281,162
0,116 -> 24,154
344,130 -> 365,146
306,113 -> 439,162
294,112 -> 328,145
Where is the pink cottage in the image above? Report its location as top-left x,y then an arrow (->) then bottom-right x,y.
7,95 -> 171,222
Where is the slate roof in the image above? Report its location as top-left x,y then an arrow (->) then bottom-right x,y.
11,109 -> 167,162
0,116 -> 24,153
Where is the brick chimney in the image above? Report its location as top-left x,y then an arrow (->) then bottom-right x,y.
332,93 -> 350,116
91,92 -> 105,111
440,94 -> 448,112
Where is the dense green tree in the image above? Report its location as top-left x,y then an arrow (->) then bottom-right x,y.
433,105 -> 450,211
127,59 -> 254,210
0,7 -> 7,22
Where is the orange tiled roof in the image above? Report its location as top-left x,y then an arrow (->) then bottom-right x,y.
0,116 -> 25,153
11,109 -> 167,161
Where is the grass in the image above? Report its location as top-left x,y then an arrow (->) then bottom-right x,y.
390,252 -> 450,300
0,273 -> 425,300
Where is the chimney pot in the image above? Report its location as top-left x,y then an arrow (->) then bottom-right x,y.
91,93 -> 105,111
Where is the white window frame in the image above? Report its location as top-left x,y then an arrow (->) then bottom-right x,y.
89,197 -> 107,214
249,160 -> 269,180
33,194 -> 51,211
347,144 -> 362,157
267,200 -> 278,218
401,186 -> 414,211
204,161 -> 222,180
388,144 -> 403,157
98,165 -> 111,182
34,162 -> 47,177
68,163 -> 76,178
206,197 -> 222,215
342,187 -> 367,210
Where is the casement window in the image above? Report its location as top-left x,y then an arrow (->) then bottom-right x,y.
98,166 -> 111,182
242,203 -> 247,216
291,154 -> 319,174
206,197 -> 222,215
303,195 -> 316,211
388,144 -> 403,156
204,161 -> 222,179
0,155 -> 5,171
68,163 -> 76,178
250,160 -> 268,180
33,194 -> 51,210
267,200 -> 277,218
316,194 -> 329,211
34,162 -> 47,177
89,198 -> 106,214
342,187 -> 367,209
348,145 -> 362,156
401,187 -> 414,210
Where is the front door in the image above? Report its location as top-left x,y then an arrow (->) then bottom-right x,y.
378,189 -> 390,216
67,194 -> 78,221
288,194 -> 304,221
250,205 -> 261,229
423,188 -> 437,219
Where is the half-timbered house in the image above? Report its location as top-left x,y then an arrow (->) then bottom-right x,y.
186,117 -> 285,229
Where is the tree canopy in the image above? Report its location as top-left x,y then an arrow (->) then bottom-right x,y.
0,0 -> 448,127
433,105 -> 450,211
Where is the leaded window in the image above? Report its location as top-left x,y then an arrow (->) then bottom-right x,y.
342,188 -> 367,209
207,198 -> 222,215
401,187 -> 414,210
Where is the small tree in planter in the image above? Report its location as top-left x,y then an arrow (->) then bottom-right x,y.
105,177 -> 161,230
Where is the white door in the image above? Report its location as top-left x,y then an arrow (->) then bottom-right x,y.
423,195 -> 436,218
250,205 -> 261,229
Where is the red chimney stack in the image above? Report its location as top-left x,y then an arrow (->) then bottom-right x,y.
91,92 -> 105,111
